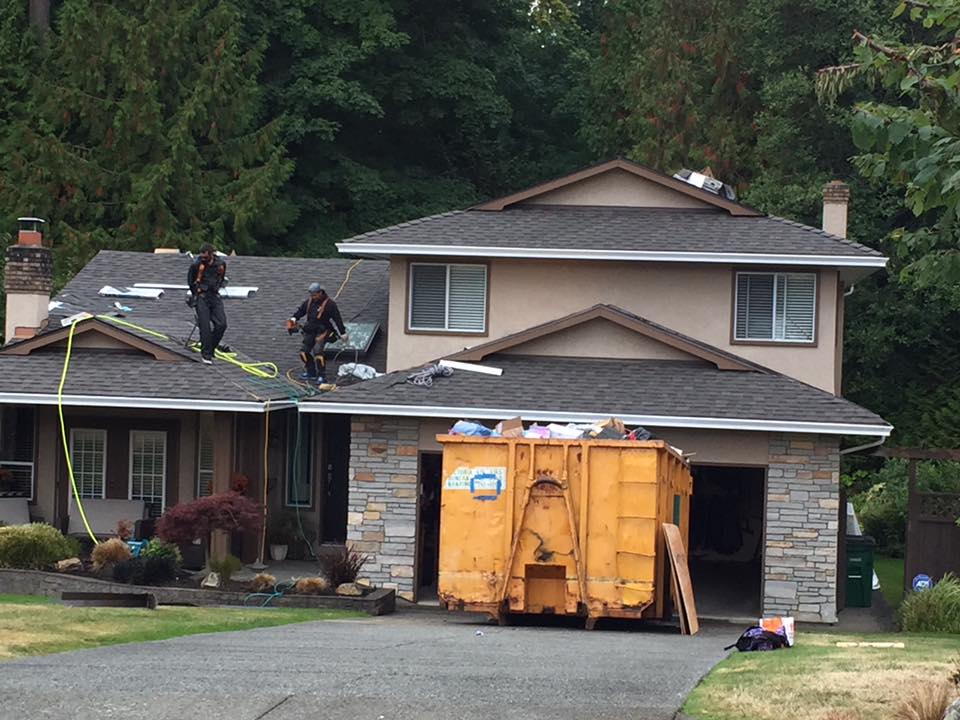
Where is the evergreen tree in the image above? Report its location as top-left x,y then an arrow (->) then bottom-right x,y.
0,0 -> 291,286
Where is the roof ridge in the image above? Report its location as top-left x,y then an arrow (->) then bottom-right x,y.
340,210 -> 465,244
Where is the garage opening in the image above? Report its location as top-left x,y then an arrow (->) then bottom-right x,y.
689,465 -> 764,618
417,452 -> 443,602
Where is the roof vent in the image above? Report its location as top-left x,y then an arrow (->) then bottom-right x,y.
672,168 -> 737,201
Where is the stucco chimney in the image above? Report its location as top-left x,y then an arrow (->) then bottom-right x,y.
822,181 -> 850,239
3,217 -> 52,343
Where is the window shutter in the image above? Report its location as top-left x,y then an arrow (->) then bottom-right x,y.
781,274 -> 816,341
447,265 -> 487,332
410,264 -> 447,329
736,274 -> 774,340
71,429 -> 106,499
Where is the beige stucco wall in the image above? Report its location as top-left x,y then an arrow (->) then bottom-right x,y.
32,407 -> 59,524
500,318 -> 696,360
388,258 -> 840,392
522,168 -> 714,209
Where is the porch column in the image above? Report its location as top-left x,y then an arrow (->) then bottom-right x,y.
764,433 -> 840,622
210,411 -> 235,560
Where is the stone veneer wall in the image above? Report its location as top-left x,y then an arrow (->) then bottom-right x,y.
764,433 -> 841,623
347,415 -> 421,601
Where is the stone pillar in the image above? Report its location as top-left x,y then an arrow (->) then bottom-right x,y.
347,415 -> 420,601
764,433 -> 840,623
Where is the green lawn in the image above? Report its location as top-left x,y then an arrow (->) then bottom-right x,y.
874,555 -> 905,610
0,594 -> 363,659
683,631 -> 959,720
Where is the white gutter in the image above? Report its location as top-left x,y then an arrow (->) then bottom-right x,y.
299,401 -> 892,437
337,242 -> 889,268
0,392 -> 294,413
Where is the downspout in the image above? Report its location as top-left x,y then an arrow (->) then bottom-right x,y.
844,284 -> 856,297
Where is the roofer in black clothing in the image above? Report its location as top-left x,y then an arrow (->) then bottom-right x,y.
286,282 -> 348,384
187,243 -> 227,365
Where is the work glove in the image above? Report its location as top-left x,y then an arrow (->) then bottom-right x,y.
286,318 -> 297,334
185,294 -> 197,309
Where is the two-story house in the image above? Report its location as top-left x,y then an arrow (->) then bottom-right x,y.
302,159 -> 891,623
0,159 -> 889,623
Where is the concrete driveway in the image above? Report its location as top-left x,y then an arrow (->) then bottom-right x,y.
0,611 -> 729,720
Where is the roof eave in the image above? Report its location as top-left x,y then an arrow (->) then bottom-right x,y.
299,400 -> 892,437
336,242 -> 889,269
0,392 -> 295,413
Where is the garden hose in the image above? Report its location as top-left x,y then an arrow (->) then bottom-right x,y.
243,578 -> 297,607
57,319 -> 99,545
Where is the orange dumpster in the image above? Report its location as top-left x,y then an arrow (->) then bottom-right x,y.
437,436 -> 692,628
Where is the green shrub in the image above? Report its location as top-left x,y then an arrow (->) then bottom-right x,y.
141,556 -> 178,585
142,538 -> 182,567
113,558 -> 145,584
899,573 -> 960,634
208,554 -> 242,582
0,523 -> 80,570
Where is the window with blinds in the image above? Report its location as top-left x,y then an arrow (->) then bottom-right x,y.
69,429 -> 106,499
734,272 -> 817,343
409,263 -> 487,332
0,406 -> 35,499
197,415 -> 214,497
130,430 -> 166,517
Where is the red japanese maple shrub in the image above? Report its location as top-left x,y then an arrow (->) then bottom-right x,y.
156,492 -> 262,564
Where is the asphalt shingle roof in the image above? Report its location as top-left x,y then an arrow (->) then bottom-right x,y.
308,354 -> 889,429
0,251 -> 390,404
341,206 -> 882,258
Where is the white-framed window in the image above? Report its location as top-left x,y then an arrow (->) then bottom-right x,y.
0,406 -> 36,500
69,429 -> 107,499
197,414 -> 214,497
129,430 -> 166,517
408,262 -> 487,333
734,272 -> 817,343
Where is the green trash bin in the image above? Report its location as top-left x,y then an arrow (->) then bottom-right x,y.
845,535 -> 875,608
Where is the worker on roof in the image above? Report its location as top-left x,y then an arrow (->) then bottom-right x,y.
187,243 -> 227,365
287,282 -> 348,384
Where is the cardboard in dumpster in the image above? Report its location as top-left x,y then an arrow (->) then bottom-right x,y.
495,417 -> 523,438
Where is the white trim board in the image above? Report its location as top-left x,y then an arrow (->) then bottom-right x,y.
338,242 -> 889,268
0,392 -> 293,413
299,401 -> 892,437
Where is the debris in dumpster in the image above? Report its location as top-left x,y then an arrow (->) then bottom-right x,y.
407,363 -> 454,388
448,416 -> 658,441
450,420 -> 495,437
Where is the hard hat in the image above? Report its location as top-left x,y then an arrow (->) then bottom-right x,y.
308,282 -> 323,294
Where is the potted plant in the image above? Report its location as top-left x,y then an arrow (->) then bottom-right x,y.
267,512 -> 297,562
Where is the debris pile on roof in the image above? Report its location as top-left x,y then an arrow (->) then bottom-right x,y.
448,416 -> 654,441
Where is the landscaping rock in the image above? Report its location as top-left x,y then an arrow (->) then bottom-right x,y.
336,582 -> 363,597
943,698 -> 960,720
55,558 -> 82,573
201,572 -> 221,588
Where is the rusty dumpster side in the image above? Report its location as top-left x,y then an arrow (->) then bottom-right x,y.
436,437 -> 692,626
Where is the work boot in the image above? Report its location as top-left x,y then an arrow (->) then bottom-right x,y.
315,376 -> 326,386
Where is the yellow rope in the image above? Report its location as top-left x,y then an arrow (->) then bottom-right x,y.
57,320 -> 99,545
97,314 -> 279,379
335,259 -> 362,299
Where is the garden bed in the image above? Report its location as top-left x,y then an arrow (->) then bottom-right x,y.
0,569 -> 395,615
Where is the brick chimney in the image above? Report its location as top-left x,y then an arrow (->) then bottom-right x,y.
822,181 -> 850,239
3,217 -> 52,343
